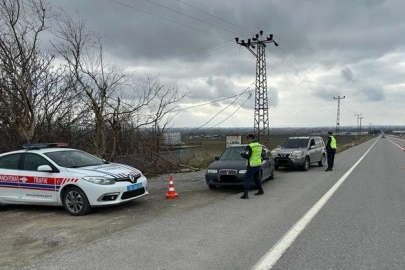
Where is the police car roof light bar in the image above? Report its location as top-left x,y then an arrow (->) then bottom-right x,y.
22,143 -> 69,150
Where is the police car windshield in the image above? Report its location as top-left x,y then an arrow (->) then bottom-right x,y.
45,150 -> 105,168
219,146 -> 245,161
280,138 -> 309,149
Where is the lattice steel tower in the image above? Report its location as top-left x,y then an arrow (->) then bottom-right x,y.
235,31 -> 278,142
333,95 -> 345,142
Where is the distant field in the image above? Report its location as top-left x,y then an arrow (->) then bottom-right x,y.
181,135 -> 375,169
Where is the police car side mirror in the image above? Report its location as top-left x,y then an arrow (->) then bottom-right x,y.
37,165 -> 54,172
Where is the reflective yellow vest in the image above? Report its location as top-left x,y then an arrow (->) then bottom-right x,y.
330,136 -> 337,149
248,141 -> 262,167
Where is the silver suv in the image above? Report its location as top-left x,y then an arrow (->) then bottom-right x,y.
271,136 -> 326,171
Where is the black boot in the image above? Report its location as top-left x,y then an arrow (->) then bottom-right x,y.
240,192 -> 249,199
254,189 -> 264,195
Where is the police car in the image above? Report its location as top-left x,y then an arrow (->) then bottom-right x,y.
0,143 -> 148,215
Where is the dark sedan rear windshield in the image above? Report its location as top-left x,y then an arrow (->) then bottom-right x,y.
220,146 -> 245,161
280,138 -> 309,149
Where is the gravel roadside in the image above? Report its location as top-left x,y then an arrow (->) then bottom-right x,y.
0,170 -> 240,270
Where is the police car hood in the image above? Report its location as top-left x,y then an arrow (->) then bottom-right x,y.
66,163 -> 141,179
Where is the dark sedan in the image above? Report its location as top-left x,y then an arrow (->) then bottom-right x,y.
205,144 -> 275,189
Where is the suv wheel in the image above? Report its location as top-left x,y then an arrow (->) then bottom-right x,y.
301,157 -> 310,171
318,154 -> 326,167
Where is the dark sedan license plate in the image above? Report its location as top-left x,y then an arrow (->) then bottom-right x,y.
127,183 -> 142,191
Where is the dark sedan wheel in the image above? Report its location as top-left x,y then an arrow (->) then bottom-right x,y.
208,184 -> 217,190
62,186 -> 91,216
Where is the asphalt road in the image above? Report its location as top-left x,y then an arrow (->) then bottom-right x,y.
16,136 -> 405,269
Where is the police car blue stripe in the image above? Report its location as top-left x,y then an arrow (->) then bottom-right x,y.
22,187 -> 56,191
0,182 -> 19,187
19,183 -> 56,189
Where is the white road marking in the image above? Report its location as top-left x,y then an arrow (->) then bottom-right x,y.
252,139 -> 379,270
387,138 -> 405,150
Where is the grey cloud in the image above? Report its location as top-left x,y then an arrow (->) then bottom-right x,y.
358,84 -> 385,101
341,67 -> 355,82
51,0 -> 405,126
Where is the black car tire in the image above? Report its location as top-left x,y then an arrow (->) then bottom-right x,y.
208,184 -> 217,190
318,154 -> 326,167
275,164 -> 279,170
301,157 -> 310,171
62,186 -> 91,216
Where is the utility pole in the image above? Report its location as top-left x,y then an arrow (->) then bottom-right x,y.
355,113 -> 362,134
235,31 -> 278,143
333,96 -> 345,142
359,116 -> 364,135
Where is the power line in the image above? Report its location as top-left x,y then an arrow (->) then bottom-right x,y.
188,87 -> 253,133
266,45 -> 360,119
139,39 -> 232,69
109,0 -> 229,40
144,43 -> 236,70
145,0 -> 244,36
173,81 -> 255,113
210,94 -> 252,128
176,0 -> 254,35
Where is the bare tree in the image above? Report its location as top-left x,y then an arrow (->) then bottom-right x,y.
53,13 -> 187,161
35,73 -> 88,143
53,15 -> 129,158
0,0 -> 55,142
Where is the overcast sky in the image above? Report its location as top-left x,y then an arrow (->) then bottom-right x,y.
55,0 -> 405,129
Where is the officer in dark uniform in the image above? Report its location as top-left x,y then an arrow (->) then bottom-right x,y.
240,134 -> 264,199
325,131 -> 337,171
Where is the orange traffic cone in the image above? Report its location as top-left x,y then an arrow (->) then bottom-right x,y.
166,174 -> 179,199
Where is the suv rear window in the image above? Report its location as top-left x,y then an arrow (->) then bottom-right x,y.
280,138 -> 309,149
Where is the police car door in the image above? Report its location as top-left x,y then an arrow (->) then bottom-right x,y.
19,153 -> 57,204
0,153 -> 22,202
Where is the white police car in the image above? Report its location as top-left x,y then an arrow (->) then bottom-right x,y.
0,143 -> 148,215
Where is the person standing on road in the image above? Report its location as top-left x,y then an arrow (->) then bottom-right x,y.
240,134 -> 264,199
325,131 -> 337,171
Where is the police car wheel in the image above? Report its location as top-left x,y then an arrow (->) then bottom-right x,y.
62,187 -> 91,216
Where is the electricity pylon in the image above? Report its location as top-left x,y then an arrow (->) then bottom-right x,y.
333,96 -> 345,142
235,31 -> 278,143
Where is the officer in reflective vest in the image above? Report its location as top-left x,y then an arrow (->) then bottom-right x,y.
325,131 -> 337,171
240,134 -> 264,199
